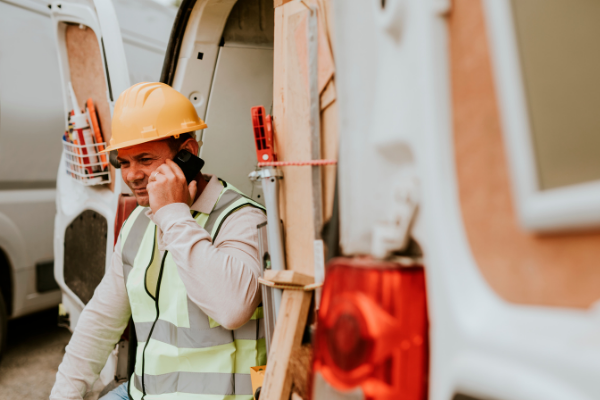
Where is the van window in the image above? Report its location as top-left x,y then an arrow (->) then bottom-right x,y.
511,0 -> 600,190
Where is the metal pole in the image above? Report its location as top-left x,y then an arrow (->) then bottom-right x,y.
260,168 -> 284,316
250,167 -> 285,317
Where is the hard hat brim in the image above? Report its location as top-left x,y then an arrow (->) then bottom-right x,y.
100,123 -> 207,153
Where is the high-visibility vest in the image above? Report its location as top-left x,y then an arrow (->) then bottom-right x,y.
119,181 -> 266,400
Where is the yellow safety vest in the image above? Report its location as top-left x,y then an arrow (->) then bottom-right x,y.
120,180 -> 266,400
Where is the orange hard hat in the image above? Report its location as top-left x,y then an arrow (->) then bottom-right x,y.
102,82 -> 207,152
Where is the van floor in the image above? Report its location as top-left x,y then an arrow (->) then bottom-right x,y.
0,307 -> 71,399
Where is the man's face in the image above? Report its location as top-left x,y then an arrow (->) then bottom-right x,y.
117,141 -> 176,206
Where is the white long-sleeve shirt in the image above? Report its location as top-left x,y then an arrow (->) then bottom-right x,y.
50,175 -> 266,399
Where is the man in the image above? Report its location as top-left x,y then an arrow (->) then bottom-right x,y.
50,82 -> 267,400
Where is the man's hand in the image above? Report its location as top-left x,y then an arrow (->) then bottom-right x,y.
147,159 -> 198,213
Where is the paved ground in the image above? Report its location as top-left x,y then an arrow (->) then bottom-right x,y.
0,307 -> 71,400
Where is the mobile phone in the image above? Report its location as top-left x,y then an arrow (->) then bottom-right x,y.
173,150 -> 205,183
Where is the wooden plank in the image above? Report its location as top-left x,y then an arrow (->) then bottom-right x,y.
289,344 -> 312,399
260,290 -> 312,400
261,2 -> 337,400
320,78 -> 336,110
320,93 -> 338,223
264,270 -> 314,286
312,0 -> 334,94
276,1 -> 316,277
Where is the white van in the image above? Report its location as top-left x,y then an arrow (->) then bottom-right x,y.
0,0 -> 175,359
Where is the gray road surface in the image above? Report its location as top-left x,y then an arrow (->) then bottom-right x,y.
0,307 -> 71,400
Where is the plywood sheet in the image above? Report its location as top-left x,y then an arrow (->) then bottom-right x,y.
66,25 -> 112,143
450,0 -> 600,308
66,24 -> 115,190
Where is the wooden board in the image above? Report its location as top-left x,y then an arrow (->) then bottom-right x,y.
274,0 -> 337,275
450,0 -> 600,307
263,2 -> 337,399
289,344 -> 313,399
264,270 -> 314,285
66,25 -> 112,144
260,290 -> 312,400
274,1 -> 316,277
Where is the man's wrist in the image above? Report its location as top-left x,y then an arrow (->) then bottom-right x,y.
152,202 -> 193,233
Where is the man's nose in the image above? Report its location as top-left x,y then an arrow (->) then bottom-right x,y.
126,164 -> 145,183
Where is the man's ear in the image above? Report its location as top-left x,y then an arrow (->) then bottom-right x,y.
179,136 -> 199,156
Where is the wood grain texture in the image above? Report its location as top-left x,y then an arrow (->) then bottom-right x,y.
260,290 -> 312,400
273,0 -> 337,275
262,3 -> 336,399
450,0 -> 600,307
264,270 -> 315,285
289,344 -> 312,399
66,25 -> 115,191
320,80 -> 338,223
66,25 -> 112,144
274,2 -> 316,276
314,0 -> 337,225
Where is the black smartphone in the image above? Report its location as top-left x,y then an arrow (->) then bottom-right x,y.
173,150 -> 205,183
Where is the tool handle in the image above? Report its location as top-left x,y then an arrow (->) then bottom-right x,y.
251,106 -> 276,163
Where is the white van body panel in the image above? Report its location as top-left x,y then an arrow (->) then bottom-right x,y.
0,0 -> 67,319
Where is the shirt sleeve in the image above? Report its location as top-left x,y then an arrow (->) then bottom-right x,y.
50,237 -> 131,400
152,203 -> 267,330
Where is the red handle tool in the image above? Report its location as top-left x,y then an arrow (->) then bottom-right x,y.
251,106 -> 276,163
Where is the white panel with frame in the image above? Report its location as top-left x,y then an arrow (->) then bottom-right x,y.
484,0 -> 600,232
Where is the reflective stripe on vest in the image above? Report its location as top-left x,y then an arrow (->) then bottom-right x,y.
120,181 -> 266,400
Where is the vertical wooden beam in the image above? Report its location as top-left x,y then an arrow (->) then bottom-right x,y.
275,1 -> 316,277
263,1 -> 338,398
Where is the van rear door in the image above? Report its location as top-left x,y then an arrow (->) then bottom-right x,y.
50,0 -> 130,329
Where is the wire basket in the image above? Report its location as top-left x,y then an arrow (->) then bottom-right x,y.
62,138 -> 111,186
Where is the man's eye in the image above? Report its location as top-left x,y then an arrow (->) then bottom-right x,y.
140,158 -> 152,163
